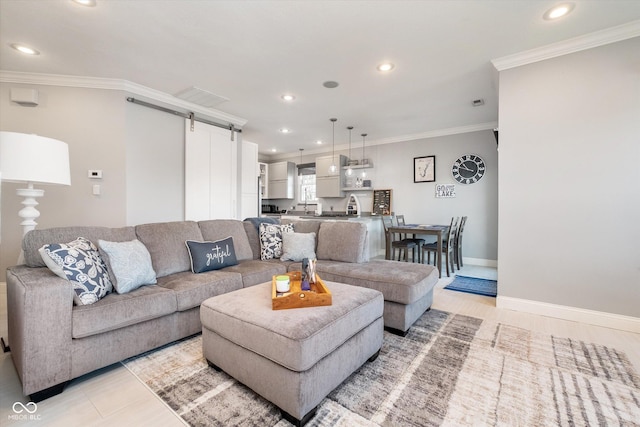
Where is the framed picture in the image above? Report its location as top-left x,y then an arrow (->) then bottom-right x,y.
414,156 -> 436,183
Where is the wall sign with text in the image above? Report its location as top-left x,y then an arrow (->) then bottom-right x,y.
435,184 -> 456,198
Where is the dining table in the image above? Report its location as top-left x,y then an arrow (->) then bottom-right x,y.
385,224 -> 450,278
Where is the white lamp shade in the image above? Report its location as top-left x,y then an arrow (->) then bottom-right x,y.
0,131 -> 71,185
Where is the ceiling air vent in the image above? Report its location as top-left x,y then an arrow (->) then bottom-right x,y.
174,87 -> 229,108
472,99 -> 485,107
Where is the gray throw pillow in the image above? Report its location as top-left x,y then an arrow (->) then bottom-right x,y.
39,237 -> 113,305
98,239 -> 157,293
185,237 -> 238,273
280,232 -> 316,261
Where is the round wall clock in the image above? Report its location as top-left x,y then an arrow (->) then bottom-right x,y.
452,154 -> 486,184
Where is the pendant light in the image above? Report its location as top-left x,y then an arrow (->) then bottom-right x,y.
329,118 -> 337,174
345,126 -> 354,177
299,148 -> 305,202
361,133 -> 368,178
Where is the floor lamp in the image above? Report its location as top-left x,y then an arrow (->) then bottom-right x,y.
0,131 -> 71,257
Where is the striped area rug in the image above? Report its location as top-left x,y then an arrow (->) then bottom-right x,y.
123,309 -> 640,426
444,275 -> 497,297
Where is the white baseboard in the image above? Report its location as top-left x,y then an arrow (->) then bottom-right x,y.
496,296 -> 640,334
463,257 -> 497,268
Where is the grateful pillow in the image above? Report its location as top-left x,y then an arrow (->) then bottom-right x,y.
185,237 -> 238,273
39,237 -> 113,305
280,232 -> 316,261
98,239 -> 157,294
259,223 -> 294,260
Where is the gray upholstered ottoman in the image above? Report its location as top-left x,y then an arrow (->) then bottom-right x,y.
200,280 -> 384,426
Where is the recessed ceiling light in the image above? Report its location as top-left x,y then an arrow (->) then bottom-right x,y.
377,63 -> 395,72
10,44 -> 40,55
281,94 -> 295,101
72,0 -> 97,6
316,140 -> 323,145
323,81 -> 339,89
280,128 -> 291,134
543,3 -> 575,20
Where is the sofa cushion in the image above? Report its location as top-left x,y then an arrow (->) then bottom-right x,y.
314,259 -> 439,305
198,220 -> 254,261
316,221 -> 369,263
23,226 -> 136,268
71,284 -> 177,338
186,237 -> 238,273
39,237 -> 113,306
98,239 -> 157,294
259,223 -> 294,260
155,270 -> 243,311
222,260 -> 287,287
135,221 -> 203,278
280,219 -> 321,238
280,232 -> 316,261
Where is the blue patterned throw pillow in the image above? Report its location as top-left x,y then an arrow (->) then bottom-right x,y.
98,239 -> 157,294
185,237 -> 238,273
259,223 -> 294,260
39,237 -> 113,305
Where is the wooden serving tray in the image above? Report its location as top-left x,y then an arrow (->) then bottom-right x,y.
271,271 -> 332,310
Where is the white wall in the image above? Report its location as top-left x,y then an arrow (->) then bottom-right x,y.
497,37 -> 640,318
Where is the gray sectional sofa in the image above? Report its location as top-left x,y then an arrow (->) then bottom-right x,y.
5,218 -> 439,401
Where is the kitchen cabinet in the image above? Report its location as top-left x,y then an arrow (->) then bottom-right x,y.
240,140 -> 259,219
315,154 -> 346,198
259,162 -> 268,198
267,161 -> 295,199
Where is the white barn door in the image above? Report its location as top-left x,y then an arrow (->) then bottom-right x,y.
185,120 -> 237,220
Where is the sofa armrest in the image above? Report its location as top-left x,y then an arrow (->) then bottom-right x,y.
7,266 -> 74,396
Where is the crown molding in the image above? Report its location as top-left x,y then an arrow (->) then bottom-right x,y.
492,20 -> 640,71
266,122 -> 498,160
0,71 -> 247,127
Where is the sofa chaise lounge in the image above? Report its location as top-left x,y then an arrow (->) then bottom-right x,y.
6,218 -> 438,401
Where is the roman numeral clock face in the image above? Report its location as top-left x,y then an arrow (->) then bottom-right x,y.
452,154 -> 486,184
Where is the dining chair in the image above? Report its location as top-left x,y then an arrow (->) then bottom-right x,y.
396,214 -> 425,263
382,215 -> 417,262
454,216 -> 467,270
422,216 -> 458,276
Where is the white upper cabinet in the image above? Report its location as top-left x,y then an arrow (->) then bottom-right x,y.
267,161 -> 295,199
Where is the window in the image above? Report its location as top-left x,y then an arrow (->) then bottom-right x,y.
297,163 -> 317,204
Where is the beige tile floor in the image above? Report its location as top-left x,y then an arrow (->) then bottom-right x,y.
1,265 -> 639,426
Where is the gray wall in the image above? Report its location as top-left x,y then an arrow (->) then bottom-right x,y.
497,37 -> 640,317
268,129 -> 499,263
0,84 -> 186,274
124,100 -> 184,225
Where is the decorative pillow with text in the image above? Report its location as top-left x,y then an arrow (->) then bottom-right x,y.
186,237 -> 238,273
